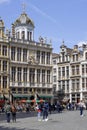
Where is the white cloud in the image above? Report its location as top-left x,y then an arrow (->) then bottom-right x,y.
0,0 -> 10,4
28,3 -> 57,24
77,41 -> 87,47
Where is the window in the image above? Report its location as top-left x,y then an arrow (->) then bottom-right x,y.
47,52 -> 50,64
85,52 -> 87,60
62,81 -> 65,91
62,53 -> 65,62
66,66 -> 69,78
2,45 -> 7,56
72,66 -> 75,75
11,67 -> 16,82
29,68 -> 35,84
3,61 -> 7,72
76,65 -> 79,75
42,70 -> 45,83
23,68 -> 27,83
18,88 -> 22,93
72,79 -> 75,90
17,67 -> 22,83
11,47 -> 15,60
86,65 -> 87,73
62,67 -> 65,77
82,78 -> 85,89
0,76 -> 1,89
27,31 -> 29,40
0,60 -> 1,72
53,68 -> 56,73
76,79 -> 79,90
30,32 -> 32,41
37,51 -> 40,63
53,60 -> 56,64
82,65 -> 84,75
76,54 -> 78,61
21,31 -> 25,40
58,67 -> 61,79
0,45 -> 1,55
66,80 -> 69,92
17,48 -> 21,61
3,76 -> 7,89
41,52 -> 45,64
23,49 -> 27,62
16,32 -> 20,39
53,76 -> 56,82
72,55 -> 75,62
24,88 -> 28,93
47,70 -> 50,83
37,69 -> 40,83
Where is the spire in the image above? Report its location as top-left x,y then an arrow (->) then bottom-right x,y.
22,3 -> 26,13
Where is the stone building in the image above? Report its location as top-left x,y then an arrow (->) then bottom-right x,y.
52,41 -> 87,103
0,11 -> 53,102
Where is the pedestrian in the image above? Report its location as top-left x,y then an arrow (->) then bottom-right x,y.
42,101 -> 49,121
35,103 -> 42,121
4,101 -> 11,123
11,103 -> 17,122
78,100 -> 86,116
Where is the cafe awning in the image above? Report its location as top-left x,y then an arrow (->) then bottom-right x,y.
13,94 -> 31,98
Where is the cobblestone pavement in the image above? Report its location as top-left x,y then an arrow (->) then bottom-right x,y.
0,110 -> 87,130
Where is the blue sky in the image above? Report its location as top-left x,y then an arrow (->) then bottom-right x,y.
0,0 -> 87,53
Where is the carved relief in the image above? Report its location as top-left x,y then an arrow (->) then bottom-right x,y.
28,55 -> 39,65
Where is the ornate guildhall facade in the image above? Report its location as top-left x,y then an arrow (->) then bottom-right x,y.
0,11 -> 53,101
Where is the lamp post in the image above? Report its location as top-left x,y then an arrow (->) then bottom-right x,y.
8,89 -> 11,102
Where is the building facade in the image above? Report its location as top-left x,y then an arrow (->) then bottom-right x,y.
0,12 -> 53,102
52,41 -> 87,103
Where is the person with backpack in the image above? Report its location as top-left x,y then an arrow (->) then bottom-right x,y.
4,101 -> 11,123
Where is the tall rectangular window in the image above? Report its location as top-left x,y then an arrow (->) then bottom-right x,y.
2,45 -> 7,56
72,66 -> 75,75
37,69 -> 40,83
37,51 -> 40,63
62,67 -> 65,77
0,76 -> 1,89
23,49 -> 27,62
76,65 -> 79,75
11,67 -> 16,82
0,60 -> 1,72
22,31 -> 25,40
11,47 -> 15,60
42,70 -> 45,83
17,67 -> 22,82
29,68 -> 35,84
72,79 -> 75,90
23,68 -> 27,82
0,45 -> 1,55
82,65 -> 84,75
66,66 -> 69,78
17,48 -> 21,61
3,76 -> 7,89
47,52 -> 50,64
41,52 -> 45,64
47,70 -> 50,83
3,61 -> 7,72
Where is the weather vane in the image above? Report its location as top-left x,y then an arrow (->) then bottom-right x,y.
22,2 -> 26,13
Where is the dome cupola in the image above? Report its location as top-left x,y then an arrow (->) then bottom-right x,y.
12,12 -> 35,41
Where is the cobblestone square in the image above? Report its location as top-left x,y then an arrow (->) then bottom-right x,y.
0,110 -> 87,130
